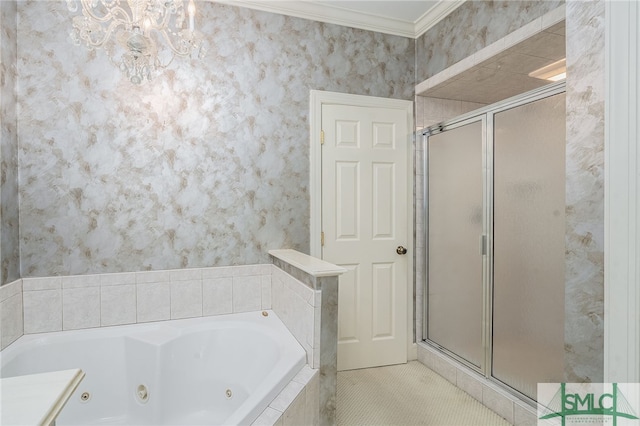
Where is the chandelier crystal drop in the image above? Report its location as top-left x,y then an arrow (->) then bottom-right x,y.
66,0 -> 206,84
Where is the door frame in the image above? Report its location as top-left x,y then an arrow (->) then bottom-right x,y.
309,89 -> 416,361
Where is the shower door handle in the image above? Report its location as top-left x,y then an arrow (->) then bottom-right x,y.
479,235 -> 487,256
396,246 -> 407,255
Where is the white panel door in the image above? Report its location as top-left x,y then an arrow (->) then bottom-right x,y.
322,104 -> 408,371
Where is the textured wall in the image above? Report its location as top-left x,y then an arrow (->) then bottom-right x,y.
415,0 -> 564,82
16,1 -> 414,276
0,0 -> 20,285
564,0 -> 605,383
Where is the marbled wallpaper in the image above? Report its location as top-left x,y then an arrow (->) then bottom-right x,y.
16,1 -> 414,277
415,0 -> 564,82
564,0 -> 604,383
0,0 -> 20,285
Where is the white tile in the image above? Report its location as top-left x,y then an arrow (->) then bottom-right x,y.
417,345 -> 435,370
100,272 -> 136,286
0,279 -> 22,303
456,368 -> 483,402
136,270 -> 171,284
270,381 -> 305,413
169,268 -> 202,282
136,282 -> 170,323
473,38 -> 507,65
432,353 -> 457,384
101,284 -> 136,326
514,401 -> 537,426
232,275 -> 262,313
415,78 -> 431,96
503,17 -> 543,50
252,407 -> 283,426
63,287 -> 100,330
283,390 -> 306,426
312,304 -> 321,368
483,385 -> 515,424
292,365 -> 317,385
305,371 -> 320,426
233,264 -> 265,277
261,275 -> 272,309
202,277 -> 232,316
62,274 -> 101,289
22,276 -> 61,292
201,266 -> 234,279
448,57 -> 475,79
23,290 -> 62,333
1,293 -> 23,350
282,274 -> 314,305
170,279 -> 203,319
541,5 -> 565,30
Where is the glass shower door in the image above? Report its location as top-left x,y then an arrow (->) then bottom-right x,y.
427,119 -> 485,369
491,92 -> 566,399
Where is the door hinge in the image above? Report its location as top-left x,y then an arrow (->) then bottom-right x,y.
320,130 -> 325,145
321,231 -> 325,246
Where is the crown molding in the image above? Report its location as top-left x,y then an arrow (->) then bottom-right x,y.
414,0 -> 466,38
215,0 -> 464,39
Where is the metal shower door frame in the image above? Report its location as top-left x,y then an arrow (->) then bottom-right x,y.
421,81 -> 567,394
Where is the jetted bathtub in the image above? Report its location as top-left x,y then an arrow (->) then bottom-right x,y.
0,310 -> 306,425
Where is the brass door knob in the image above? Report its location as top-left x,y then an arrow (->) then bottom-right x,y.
396,246 -> 407,255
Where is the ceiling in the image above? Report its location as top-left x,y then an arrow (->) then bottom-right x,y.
217,1 -> 465,38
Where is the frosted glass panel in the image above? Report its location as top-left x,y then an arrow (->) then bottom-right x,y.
492,93 -> 566,400
427,120 -> 484,368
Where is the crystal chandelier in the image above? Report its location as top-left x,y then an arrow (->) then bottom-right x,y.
66,0 -> 206,84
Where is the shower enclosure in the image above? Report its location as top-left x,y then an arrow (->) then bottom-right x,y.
423,83 -> 566,402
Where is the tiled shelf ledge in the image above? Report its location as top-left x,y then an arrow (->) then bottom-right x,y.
269,249 -> 346,284
417,342 -> 537,426
415,5 -> 565,95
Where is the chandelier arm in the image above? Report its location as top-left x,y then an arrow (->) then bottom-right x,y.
78,19 -> 124,48
79,0 -> 132,25
157,29 -> 195,56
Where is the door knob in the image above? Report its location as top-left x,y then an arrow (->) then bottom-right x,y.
396,246 -> 407,255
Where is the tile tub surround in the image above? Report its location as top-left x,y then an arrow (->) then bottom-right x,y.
417,343 -> 537,426
4,254 -> 338,426
0,279 -> 23,350
21,264 -> 273,334
252,365 -> 320,426
269,249 -> 345,426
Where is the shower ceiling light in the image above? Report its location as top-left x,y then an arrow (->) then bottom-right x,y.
66,0 -> 206,84
528,58 -> 566,82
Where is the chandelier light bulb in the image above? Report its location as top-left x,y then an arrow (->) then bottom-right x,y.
188,0 -> 196,32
